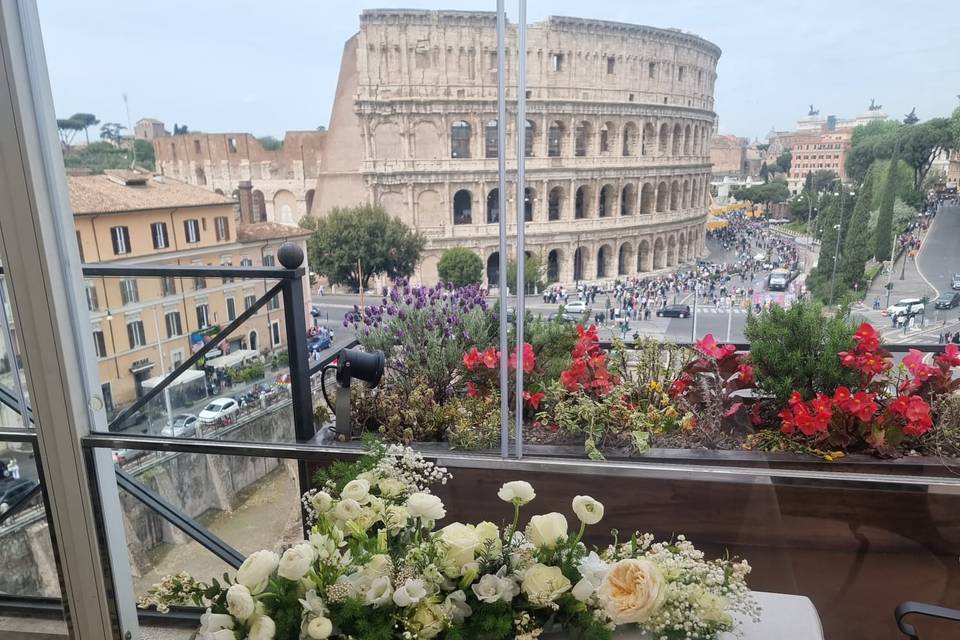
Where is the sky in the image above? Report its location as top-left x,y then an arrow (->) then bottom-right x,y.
38,0 -> 960,141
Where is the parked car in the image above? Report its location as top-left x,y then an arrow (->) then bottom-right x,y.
198,397 -> 240,425
656,304 -> 692,319
311,304 -> 322,317
935,291 -> 960,310
308,333 -> 332,353
952,274 -> 960,290
562,301 -> 589,315
112,448 -> 148,466
887,298 -> 925,318
0,478 -> 38,507
160,414 -> 199,438
549,312 -> 580,323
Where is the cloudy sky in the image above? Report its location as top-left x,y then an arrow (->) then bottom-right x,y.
39,0 -> 960,141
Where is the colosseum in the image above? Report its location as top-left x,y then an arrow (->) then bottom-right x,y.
312,9 -> 720,286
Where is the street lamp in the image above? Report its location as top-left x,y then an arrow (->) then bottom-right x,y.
827,189 -> 855,307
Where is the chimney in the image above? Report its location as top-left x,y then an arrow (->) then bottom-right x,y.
237,180 -> 253,224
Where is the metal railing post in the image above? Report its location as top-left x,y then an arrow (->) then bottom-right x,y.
278,245 -> 313,443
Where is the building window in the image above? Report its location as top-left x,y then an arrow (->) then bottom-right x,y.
240,257 -> 254,267
193,139 -> 201,153
84,281 -> 99,311
226,297 -> 237,322
76,230 -> 84,262
161,276 -> 177,296
164,311 -> 182,338
263,254 -> 275,267
196,303 -> 210,329
453,190 -> 472,225
119,278 -> 139,305
485,119 -> 498,158
648,62 -> 656,79
268,295 -> 280,311
607,56 -> 615,74
151,222 -> 169,249
450,120 -> 471,158
550,52 -> 564,71
678,66 -> 685,81
244,293 -> 256,310
271,320 -> 281,347
214,216 -> 230,241
193,260 -> 206,290
221,255 -> 234,283
547,122 -> 563,157
184,219 -> 200,243
228,137 -> 238,153
110,226 -> 131,255
93,330 -> 107,358
126,320 -> 146,349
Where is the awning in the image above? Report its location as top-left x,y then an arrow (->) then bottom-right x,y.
141,368 -> 205,390
705,220 -> 729,230
205,349 -> 261,369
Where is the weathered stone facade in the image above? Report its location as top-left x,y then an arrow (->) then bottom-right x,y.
313,10 -> 720,286
154,130 -> 326,225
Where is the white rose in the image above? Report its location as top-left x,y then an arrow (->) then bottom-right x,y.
384,505 -> 410,531
367,495 -> 386,514
572,577 -> 596,602
357,471 -> 378,485
310,491 -> 333,514
278,543 -> 315,582
365,575 -> 394,608
306,616 -> 333,639
471,573 -> 515,603
199,630 -> 235,640
199,609 -> 234,633
572,495 -> 604,525
392,578 -> 428,607
333,498 -> 362,522
378,477 -> 406,497
577,551 -> 610,586
363,554 -> 394,579
443,590 -> 473,623
406,493 -> 446,522
236,550 -> 279,594
439,523 -> 481,570
497,480 -> 536,505
248,614 -> 276,640
342,479 -> 371,504
525,513 -> 568,549
225,584 -> 255,622
598,558 -> 667,624
521,563 -> 571,606
474,521 -> 502,555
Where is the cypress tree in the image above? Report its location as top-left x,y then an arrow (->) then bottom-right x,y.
840,171 -> 875,290
873,140 -> 900,261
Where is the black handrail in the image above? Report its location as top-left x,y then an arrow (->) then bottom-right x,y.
0,482 -> 41,527
895,601 -> 960,639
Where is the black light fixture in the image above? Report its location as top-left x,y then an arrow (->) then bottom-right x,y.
332,348 -> 384,438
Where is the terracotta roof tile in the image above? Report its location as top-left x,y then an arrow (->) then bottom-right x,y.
68,173 -> 234,214
237,222 -> 312,243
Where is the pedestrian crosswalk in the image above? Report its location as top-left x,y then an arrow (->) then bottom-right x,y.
689,307 -> 749,315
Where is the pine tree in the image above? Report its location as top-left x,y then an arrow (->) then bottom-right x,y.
873,140 -> 900,261
839,171 -> 874,291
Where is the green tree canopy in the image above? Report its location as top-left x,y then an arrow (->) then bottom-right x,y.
899,117 -> 953,191
874,141 -> 900,262
732,179 -> 790,204
506,254 -> 545,295
839,172 -> 874,291
437,248 -> 483,287
56,117 -> 85,148
300,205 -> 425,291
774,150 -> 792,175
257,136 -> 283,151
99,122 -> 126,146
69,112 -> 99,144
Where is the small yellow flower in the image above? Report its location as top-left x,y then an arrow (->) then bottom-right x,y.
681,414 -> 696,431
648,380 -> 662,393
664,406 -> 678,419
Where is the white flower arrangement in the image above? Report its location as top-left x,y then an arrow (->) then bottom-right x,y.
141,444 -> 758,640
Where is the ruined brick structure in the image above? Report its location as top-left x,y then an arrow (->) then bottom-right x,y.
313,9 -> 720,286
154,129 -> 326,225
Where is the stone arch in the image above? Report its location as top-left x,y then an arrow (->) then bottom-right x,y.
487,252 -> 500,286
525,119 -> 536,157
575,120 -> 593,157
453,189 -> 472,224
670,181 -> 681,211
683,124 -> 692,155
305,188 -> 315,215
575,185 -> 590,219
682,179 -> 691,209
672,123 -> 682,156
252,190 -> 266,221
653,237 -> 665,269
524,187 -> 535,222
667,235 -> 677,267
416,189 -> 443,227
485,119 -> 499,158
640,183 -> 654,215
692,125 -> 700,154
599,121 -> 615,154
622,121 -> 638,156
248,330 -> 258,351
620,183 -> 636,216
598,184 -> 615,218
548,186 -> 563,221
573,247 -> 585,282
638,239 -> 651,272
273,189 -> 297,224
596,244 -> 612,278
547,121 -> 564,157
373,120 -> 402,160
655,181 -> 668,213
658,123 -> 669,155
486,188 -> 500,224
214,188 -> 224,195
687,228 -> 698,259
642,123 -> 656,156
618,242 -> 634,276
678,233 -> 687,263
450,120 -> 472,158
413,120 -> 442,159
546,249 -> 562,283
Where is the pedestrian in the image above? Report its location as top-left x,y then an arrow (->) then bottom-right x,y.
7,458 -> 19,480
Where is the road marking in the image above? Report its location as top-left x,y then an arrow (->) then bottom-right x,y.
913,211 -> 942,298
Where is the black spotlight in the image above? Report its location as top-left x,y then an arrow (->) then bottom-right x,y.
333,348 -> 384,437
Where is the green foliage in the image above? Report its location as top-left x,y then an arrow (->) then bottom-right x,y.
331,597 -> 396,640
354,378 -> 459,444
774,150 -> 792,175
506,253 -> 545,294
900,117 -> 954,191
312,434 -> 384,491
839,172 -> 874,291
61,138 -> 156,173
732,179 -> 790,204
874,141 -> 900,262
810,169 -> 839,193
437,247 -> 483,287
846,120 -> 899,184
257,135 -> 283,150
226,362 -> 265,384
446,393 -> 504,450
524,317 -> 577,383
851,119 -> 901,148
302,205 -> 425,290
806,194 -> 850,301
444,600 -> 514,640
134,139 -> 156,170
56,115 -> 86,147
744,301 -> 858,409
99,122 -> 126,146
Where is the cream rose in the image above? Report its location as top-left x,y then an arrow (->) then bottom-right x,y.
521,563 -> 571,606
248,614 -> 276,640
236,550 -> 279,594
310,491 -> 333,514
571,495 -> 604,525
378,477 -> 406,497
278,543 -> 315,581
474,521 -> 502,554
410,598 -> 447,639
497,480 -> 536,505
342,479 -> 371,504
306,616 -> 333,639
225,583 -> 255,622
362,554 -> 394,578
199,609 -> 234,633
598,558 -> 667,624
333,498 -> 362,522
406,493 -> 446,521
471,572 -> 515,603
439,523 -> 481,570
384,505 -> 409,531
525,512 -> 568,548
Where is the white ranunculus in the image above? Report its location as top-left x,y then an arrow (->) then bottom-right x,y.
199,630 -> 235,640
392,578 -> 428,607
310,491 -> 333,514
410,599 -> 447,639
365,575 -> 394,608
342,479 -> 371,504
356,471 -> 378,485
248,614 -> 276,640
236,550 -> 279,594
578,551 -> 610,586
199,609 -> 234,633
474,521 -> 502,554
439,523 -> 481,570
378,477 -> 406,497
471,572 -> 516,603
497,480 -> 536,505
443,590 -> 473,623
225,583 -> 255,622
525,512 -> 568,549
571,495 -> 604,525
362,554 -> 394,579
521,563 -> 572,606
306,616 -> 333,640
406,493 -> 446,522
572,577 -> 597,602
333,498 -> 362,522
384,505 -> 409,531
278,543 -> 315,581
